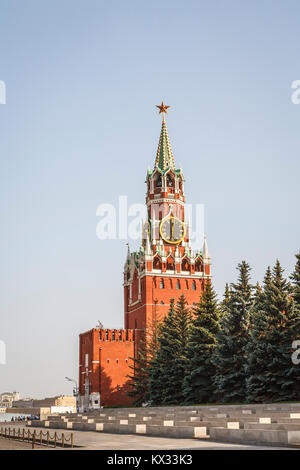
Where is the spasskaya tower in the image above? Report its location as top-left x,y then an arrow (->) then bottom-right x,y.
124,102 -> 211,331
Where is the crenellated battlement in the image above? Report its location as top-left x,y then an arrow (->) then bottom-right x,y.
98,328 -> 135,342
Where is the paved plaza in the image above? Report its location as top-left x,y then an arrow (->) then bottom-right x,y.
0,423 -> 290,450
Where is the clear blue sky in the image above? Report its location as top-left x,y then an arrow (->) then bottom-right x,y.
0,0 -> 299,398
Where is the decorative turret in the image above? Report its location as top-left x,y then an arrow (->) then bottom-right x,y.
146,103 -> 184,205
124,243 -> 130,267
202,233 -> 210,262
145,230 -> 152,257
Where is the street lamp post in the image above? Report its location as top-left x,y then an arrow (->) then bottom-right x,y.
65,377 -> 79,412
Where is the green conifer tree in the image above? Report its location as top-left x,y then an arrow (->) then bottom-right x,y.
148,298 -> 176,405
290,252 -> 300,306
183,281 -> 221,404
149,295 -> 191,405
247,260 -> 300,402
221,283 -> 231,316
213,261 -> 253,403
246,267 -> 272,402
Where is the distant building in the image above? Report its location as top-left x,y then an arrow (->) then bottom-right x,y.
11,399 -> 33,408
0,391 -> 20,408
12,395 -> 76,412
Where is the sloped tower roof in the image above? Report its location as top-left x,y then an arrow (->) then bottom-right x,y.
154,101 -> 175,172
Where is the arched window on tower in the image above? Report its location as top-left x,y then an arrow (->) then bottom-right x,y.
160,279 -> 164,289
195,259 -> 203,272
166,256 -> 175,271
167,174 -> 173,187
156,175 -> 162,187
176,280 -> 180,290
181,259 -> 190,272
153,256 -> 162,270
192,280 -> 196,291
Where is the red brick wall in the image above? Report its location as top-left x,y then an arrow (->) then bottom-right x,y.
79,329 -> 136,407
125,273 -> 204,329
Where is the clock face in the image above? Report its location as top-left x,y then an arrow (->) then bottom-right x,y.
160,216 -> 185,244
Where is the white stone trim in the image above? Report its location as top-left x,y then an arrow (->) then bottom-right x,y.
136,424 -> 146,434
127,302 -> 202,314
147,198 -> 184,207
194,427 -> 207,437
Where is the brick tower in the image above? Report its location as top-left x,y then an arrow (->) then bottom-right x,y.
78,103 -> 211,410
124,101 -> 211,331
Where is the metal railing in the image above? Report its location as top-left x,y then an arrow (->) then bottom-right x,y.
0,427 -> 74,449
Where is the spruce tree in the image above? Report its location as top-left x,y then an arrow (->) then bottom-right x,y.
183,281 -> 221,404
246,267 -> 272,402
247,260 -> 300,402
213,261 -> 253,403
290,252 -> 300,306
222,283 -> 231,315
148,299 -> 176,405
149,295 -> 191,405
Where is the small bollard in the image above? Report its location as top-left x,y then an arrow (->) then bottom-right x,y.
32,431 -> 36,450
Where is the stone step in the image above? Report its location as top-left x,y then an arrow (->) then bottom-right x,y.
209,427 -> 300,447
27,420 -> 208,439
244,423 -> 300,431
272,418 -> 300,424
65,417 -> 231,429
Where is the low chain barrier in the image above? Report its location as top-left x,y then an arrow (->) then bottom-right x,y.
0,427 -> 74,449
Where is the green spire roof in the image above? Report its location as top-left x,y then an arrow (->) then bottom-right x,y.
154,115 -> 175,171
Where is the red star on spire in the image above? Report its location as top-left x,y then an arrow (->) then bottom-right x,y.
156,101 -> 170,114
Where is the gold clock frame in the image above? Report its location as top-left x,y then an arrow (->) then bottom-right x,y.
159,215 -> 186,245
